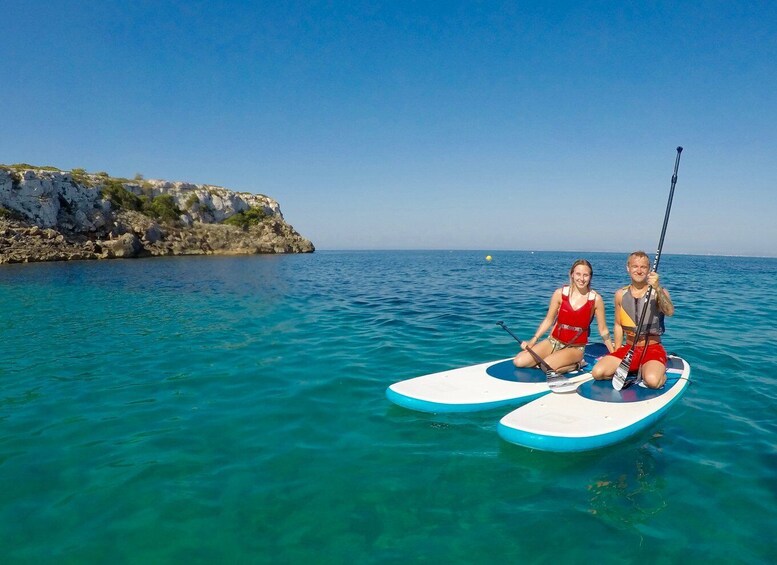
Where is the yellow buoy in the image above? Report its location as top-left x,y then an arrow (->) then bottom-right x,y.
486,255 -> 492,262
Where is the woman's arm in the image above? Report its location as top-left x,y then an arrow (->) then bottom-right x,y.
522,288 -> 562,349
613,290 -> 624,349
593,293 -> 614,353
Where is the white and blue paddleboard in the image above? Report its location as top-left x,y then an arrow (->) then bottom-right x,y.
386,343 -> 610,413
497,355 -> 691,452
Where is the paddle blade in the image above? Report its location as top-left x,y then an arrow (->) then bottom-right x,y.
546,371 -> 565,387
613,372 -> 639,390
612,355 -> 633,391
549,374 -> 592,393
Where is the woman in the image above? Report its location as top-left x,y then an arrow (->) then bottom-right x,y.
514,259 -> 614,373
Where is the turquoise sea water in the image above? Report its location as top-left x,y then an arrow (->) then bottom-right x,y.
1,250 -> 776,563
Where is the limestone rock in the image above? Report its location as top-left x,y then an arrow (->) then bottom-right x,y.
99,233 -> 141,258
0,166 -> 314,264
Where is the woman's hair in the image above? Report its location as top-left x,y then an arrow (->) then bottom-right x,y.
568,259 -> 593,292
569,259 -> 593,278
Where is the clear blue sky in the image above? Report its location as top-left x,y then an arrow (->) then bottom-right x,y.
2,1 -> 775,256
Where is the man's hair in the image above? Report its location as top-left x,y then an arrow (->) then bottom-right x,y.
627,251 -> 649,265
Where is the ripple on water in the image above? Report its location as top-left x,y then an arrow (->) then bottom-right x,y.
0,252 -> 776,562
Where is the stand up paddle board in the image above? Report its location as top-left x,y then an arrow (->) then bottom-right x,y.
386,343 -> 609,413
497,355 -> 691,452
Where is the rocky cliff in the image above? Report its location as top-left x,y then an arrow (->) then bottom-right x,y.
0,165 -> 314,264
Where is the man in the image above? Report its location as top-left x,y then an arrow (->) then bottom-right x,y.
591,251 -> 674,389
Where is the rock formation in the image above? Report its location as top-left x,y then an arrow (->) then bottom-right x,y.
0,165 -> 314,264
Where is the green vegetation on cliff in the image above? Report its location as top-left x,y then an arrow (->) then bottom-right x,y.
223,206 -> 268,229
103,179 -> 143,211
70,168 -> 93,186
2,163 -> 61,172
102,179 -> 181,223
1,163 -> 278,230
0,206 -> 25,221
144,194 -> 181,222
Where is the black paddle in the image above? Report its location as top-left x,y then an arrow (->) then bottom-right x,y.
613,146 -> 683,390
495,321 -> 564,384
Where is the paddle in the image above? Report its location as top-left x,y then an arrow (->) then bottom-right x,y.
497,321 -> 595,393
613,146 -> 683,391
495,321 -> 565,385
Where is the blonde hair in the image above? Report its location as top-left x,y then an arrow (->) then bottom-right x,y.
568,259 -> 593,293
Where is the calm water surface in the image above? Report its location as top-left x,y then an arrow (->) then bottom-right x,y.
1,251 -> 775,563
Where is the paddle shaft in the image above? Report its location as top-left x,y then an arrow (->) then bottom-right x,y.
620,147 -> 683,370
496,321 -> 556,374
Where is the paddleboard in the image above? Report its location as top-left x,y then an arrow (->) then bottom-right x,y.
497,355 -> 691,452
386,343 -> 609,413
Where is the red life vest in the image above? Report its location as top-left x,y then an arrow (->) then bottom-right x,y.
550,286 -> 596,345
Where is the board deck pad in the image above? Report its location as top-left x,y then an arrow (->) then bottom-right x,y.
485,342 -> 609,383
577,357 -> 685,402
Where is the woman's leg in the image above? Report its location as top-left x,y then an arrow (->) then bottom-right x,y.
513,340 -> 554,368
544,348 -> 584,374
